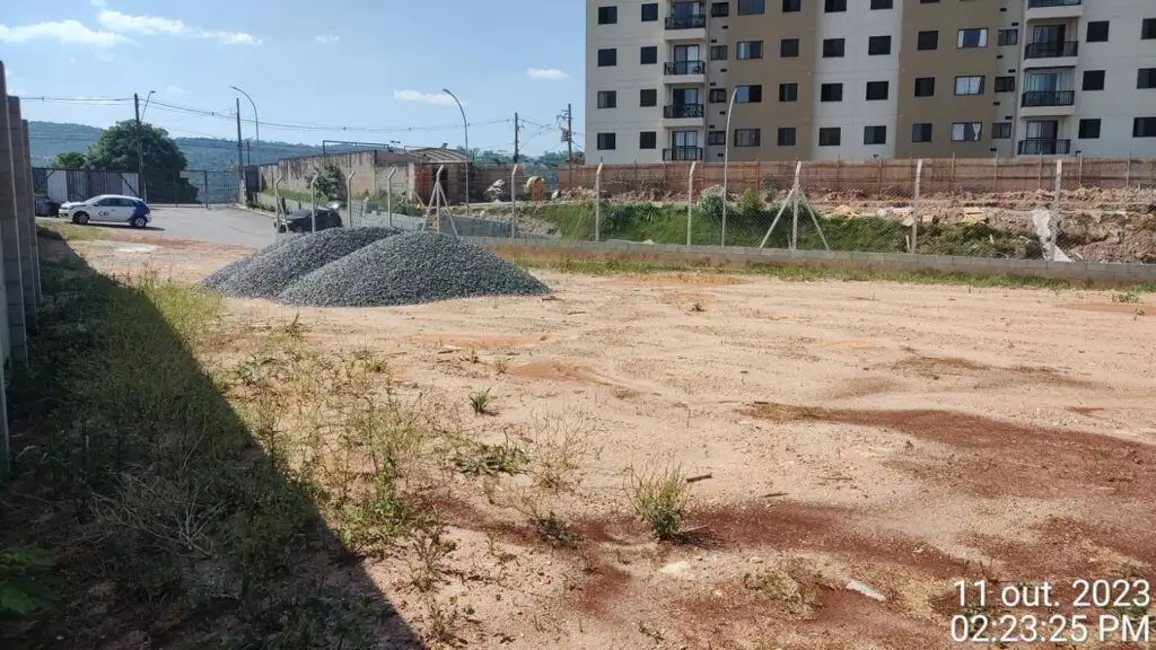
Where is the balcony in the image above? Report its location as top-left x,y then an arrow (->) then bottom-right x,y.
1021,90 -> 1075,107
1024,40 -> 1078,58
664,147 -> 703,162
663,104 -> 704,119
665,60 -> 705,75
1018,138 -> 1071,155
665,15 -> 705,30
1026,0 -> 1082,21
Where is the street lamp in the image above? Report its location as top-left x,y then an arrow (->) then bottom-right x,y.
229,85 -> 260,159
141,90 -> 156,119
442,88 -> 470,215
721,87 -> 739,247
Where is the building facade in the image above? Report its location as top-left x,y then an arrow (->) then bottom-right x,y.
585,0 -> 1156,164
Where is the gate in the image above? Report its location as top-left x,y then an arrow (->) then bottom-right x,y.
141,169 -> 241,205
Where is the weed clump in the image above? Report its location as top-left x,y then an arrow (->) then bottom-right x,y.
627,464 -> 692,541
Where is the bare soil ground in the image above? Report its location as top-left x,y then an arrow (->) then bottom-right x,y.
70,234 -> 1156,649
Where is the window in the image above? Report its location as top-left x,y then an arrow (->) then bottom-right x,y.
710,45 -> 728,60
992,122 -> 1012,139
870,0 -> 893,8
597,6 -> 617,24
640,46 -> 657,64
779,83 -> 798,102
1078,119 -> 1101,139
820,83 -> 843,102
735,85 -> 763,103
914,77 -> 935,97
920,0 -> 940,3
777,127 -> 797,146
709,88 -> 727,103
1144,18 -> 1156,40
918,30 -> 939,50
711,2 -> 730,17
998,29 -> 1018,47
640,88 -> 658,107
782,0 -> 801,11
597,91 -> 617,109
865,81 -> 889,100
738,0 -> 765,15
734,128 -> 761,146
597,49 -> 617,67
912,123 -> 933,143
639,131 -> 657,149
738,41 -> 765,59
818,127 -> 841,146
864,126 -> 887,145
951,122 -> 982,142
823,38 -> 845,58
955,75 -> 985,95
1087,21 -> 1109,42
779,38 -> 798,57
825,0 -> 847,12
994,76 -> 1015,93
641,3 -> 658,21
1133,117 -> 1156,137
1082,70 -> 1105,91
708,130 -> 726,145
596,133 -> 616,150
1138,68 -> 1156,90
868,35 -> 892,55
957,28 -> 988,48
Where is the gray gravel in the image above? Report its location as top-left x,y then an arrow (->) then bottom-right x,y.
206,227 -> 400,299
200,235 -> 300,291
278,230 -> 550,307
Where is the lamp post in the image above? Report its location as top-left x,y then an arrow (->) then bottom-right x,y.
229,85 -> 260,159
721,87 -> 739,247
442,88 -> 470,215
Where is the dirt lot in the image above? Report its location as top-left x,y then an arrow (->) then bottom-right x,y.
68,233 -> 1156,649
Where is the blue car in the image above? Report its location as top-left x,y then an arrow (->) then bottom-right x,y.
59,194 -> 152,228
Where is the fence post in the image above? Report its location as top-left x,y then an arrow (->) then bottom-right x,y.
1077,154 -> 1083,187
687,161 -> 697,246
203,170 -> 209,207
345,171 -> 355,227
912,159 -> 923,254
309,170 -> 318,233
950,153 -> 957,194
510,163 -> 519,239
1051,159 -> 1062,261
1037,156 -> 1044,190
594,162 -> 603,242
1125,157 -> 1132,188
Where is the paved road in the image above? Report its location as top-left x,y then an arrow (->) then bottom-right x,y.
146,205 -> 276,248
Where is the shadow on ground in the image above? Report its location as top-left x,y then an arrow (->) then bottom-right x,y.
0,231 -> 423,649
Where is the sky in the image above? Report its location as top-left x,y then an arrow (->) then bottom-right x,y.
0,0 -> 585,156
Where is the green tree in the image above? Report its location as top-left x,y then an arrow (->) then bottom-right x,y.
307,162 -> 346,202
48,152 -> 87,169
85,121 -> 197,203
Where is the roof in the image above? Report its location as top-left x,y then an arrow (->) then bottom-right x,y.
407,147 -> 472,164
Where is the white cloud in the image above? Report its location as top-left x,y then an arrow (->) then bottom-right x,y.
393,89 -> 462,106
0,19 -> 135,47
527,67 -> 569,81
97,10 -> 260,45
163,85 -> 185,95
313,34 -> 340,45
90,0 -> 107,7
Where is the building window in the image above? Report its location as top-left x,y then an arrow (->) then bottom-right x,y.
709,88 -> 727,103
1087,21 -> 1110,43
779,38 -> 798,57
823,38 -> 846,58
735,85 -> 763,103
920,0 -> 940,3
912,123 -> 933,143
782,0 -> 801,11
779,83 -> 798,102
957,28 -> 988,48
597,91 -> 617,109
914,77 -> 935,97
992,122 -> 1012,139
1138,68 -> 1156,89
954,75 -> 985,95
639,131 -> 657,149
818,127 -> 842,146
868,35 -> 892,55
738,0 -> 765,15
994,76 -> 1015,93
998,29 -> 1019,47
871,0 -> 893,8
641,3 -> 658,21
708,130 -> 726,145
865,81 -> 889,100
596,133 -> 616,150
951,122 -> 982,142
917,30 -> 938,50
820,83 -> 843,102
597,49 -> 617,67
1082,70 -> 1106,91
825,0 -> 847,12
864,126 -> 887,145
778,127 -> 797,146
1078,119 -> 1101,139
640,88 -> 658,107
734,128 -> 761,146
711,2 -> 730,17
1134,117 -> 1156,137
640,46 -> 657,64
738,41 -> 765,59
1143,18 -> 1156,40
710,45 -> 728,60
597,6 -> 617,24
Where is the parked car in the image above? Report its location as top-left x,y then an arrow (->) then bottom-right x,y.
276,208 -> 343,233
34,196 -> 61,217
59,194 -> 152,228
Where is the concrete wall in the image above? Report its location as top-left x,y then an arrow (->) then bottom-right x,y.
255,150 -> 417,200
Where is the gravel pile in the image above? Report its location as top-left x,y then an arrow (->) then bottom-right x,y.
209,227 -> 400,299
200,235 -> 300,291
279,230 -> 550,307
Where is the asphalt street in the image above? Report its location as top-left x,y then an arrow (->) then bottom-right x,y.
50,205 -> 277,249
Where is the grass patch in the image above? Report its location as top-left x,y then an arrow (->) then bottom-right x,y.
627,464 -> 692,542
36,220 -> 105,242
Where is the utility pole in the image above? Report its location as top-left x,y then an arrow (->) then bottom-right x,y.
246,140 -> 251,167
235,98 -> 244,201
513,113 -> 520,164
563,103 -> 574,164
134,93 -> 146,201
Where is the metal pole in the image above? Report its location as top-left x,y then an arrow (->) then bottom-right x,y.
790,162 -> 800,251
912,159 -> 923,254
721,88 -> 738,247
274,174 -> 284,225
1050,159 -> 1062,261
687,161 -> 697,245
346,170 -> 355,226
386,168 -> 397,227
309,170 -> 318,233
203,170 -> 209,208
229,85 -> 260,157
594,163 -> 603,242
134,93 -> 146,201
442,88 -> 470,215
235,98 -> 244,203
510,163 -> 519,238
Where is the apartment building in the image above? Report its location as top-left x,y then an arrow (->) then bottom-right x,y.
585,0 -> 1156,164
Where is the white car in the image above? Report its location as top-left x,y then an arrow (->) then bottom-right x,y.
59,194 -> 152,228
